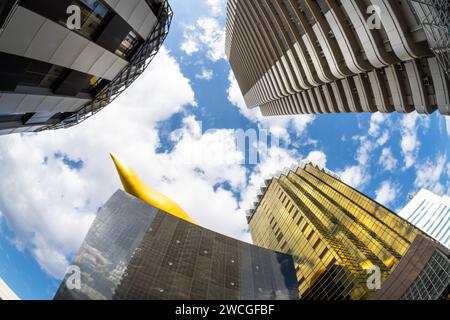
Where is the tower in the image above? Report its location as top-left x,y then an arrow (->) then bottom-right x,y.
247,162 -> 424,299
225,0 -> 450,117
0,0 -> 172,135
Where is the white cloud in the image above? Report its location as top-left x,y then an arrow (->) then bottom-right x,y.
415,155 -> 447,195
369,113 -> 388,137
0,46 -> 319,280
226,72 -> 319,215
379,148 -> 398,172
400,113 -> 430,169
355,137 -> 374,166
195,68 -> 214,80
375,181 -> 399,207
239,145 -> 299,215
180,17 -> 226,62
376,130 -> 390,147
339,165 -> 369,189
0,48 -> 252,279
337,136 -> 378,189
180,37 -> 199,55
306,151 -> 327,168
206,0 -> 225,16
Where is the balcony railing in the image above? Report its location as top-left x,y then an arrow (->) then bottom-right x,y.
37,0 -> 173,132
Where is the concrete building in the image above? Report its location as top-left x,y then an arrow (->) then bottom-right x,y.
398,189 -> 450,249
0,0 -> 172,135
225,0 -> 450,117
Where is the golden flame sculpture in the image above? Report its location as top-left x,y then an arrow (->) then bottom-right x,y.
110,153 -> 196,225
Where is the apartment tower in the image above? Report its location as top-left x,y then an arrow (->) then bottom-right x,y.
225,0 -> 450,117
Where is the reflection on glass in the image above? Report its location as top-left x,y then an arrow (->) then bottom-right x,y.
54,190 -> 298,300
59,0 -> 110,40
116,31 -> 139,58
249,163 -> 424,300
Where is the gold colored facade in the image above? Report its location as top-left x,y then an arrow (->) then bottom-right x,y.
248,163 -> 423,300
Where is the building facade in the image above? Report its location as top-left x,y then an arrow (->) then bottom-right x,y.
226,0 -> 450,117
372,235 -> 449,300
0,277 -> 20,300
0,0 -> 172,135
398,189 -> 450,249
247,162 -> 424,300
54,190 -> 298,300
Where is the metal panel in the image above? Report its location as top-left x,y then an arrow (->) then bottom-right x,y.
38,1 -> 173,131
428,57 -> 450,115
25,112 -> 56,125
0,6 -> 45,56
72,42 -> 106,73
404,60 -> 431,114
0,93 -> 25,113
16,95 -> 46,113
24,20 -> 70,62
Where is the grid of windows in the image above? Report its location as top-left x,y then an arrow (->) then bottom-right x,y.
402,251 -> 450,300
54,190 -> 298,300
249,164 -> 424,300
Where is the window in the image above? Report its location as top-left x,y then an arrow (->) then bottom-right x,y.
313,238 -> 321,250
18,62 -> 67,89
319,247 -> 329,260
301,223 -> 309,233
307,230 -> 315,241
116,31 -> 140,58
65,0 -> 111,39
298,277 -> 306,286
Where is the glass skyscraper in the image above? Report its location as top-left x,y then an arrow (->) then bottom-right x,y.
247,162 -> 425,300
398,189 -> 450,248
54,190 -> 298,300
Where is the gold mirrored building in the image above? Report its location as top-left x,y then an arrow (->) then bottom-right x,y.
248,162 -> 425,300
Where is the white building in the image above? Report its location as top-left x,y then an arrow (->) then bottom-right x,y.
0,0 -> 172,135
0,277 -> 20,300
399,189 -> 450,249
226,0 -> 450,117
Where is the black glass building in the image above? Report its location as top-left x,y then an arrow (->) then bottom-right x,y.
54,190 -> 298,300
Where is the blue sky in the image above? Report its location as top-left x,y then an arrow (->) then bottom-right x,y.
0,0 -> 449,300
